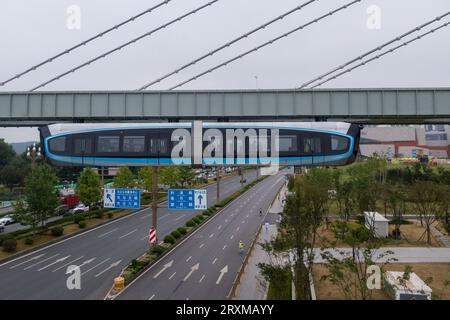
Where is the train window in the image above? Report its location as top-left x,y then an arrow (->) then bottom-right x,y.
74,137 -> 92,154
150,138 -> 158,154
160,138 -> 169,153
304,137 -> 321,154
331,135 -> 348,151
123,136 -> 145,153
279,135 -> 298,152
98,136 -> 120,153
49,137 -> 66,153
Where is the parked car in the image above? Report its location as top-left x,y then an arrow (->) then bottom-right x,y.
55,204 -> 70,216
0,215 -> 15,225
0,221 -> 5,233
70,204 -> 89,214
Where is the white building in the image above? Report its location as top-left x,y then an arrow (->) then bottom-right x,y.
384,271 -> 432,300
364,211 -> 389,238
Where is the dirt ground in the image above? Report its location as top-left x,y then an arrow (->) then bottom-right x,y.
312,263 -> 450,300
315,220 -> 442,248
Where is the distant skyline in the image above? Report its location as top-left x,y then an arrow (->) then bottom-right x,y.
1,0 -> 449,142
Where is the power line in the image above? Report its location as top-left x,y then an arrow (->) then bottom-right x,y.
309,20 -> 450,88
168,0 -> 361,90
299,11 -> 450,89
30,0 -> 220,91
0,0 -> 172,87
138,0 -> 319,90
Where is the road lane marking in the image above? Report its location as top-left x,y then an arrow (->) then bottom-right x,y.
212,258 -> 217,265
230,235 -> 234,240
119,229 -> 138,239
209,233 -> 214,238
175,216 -> 184,221
199,243 -> 204,249
241,220 -> 245,224
148,294 -> 155,300
186,256 -> 192,262
169,272 -> 176,280
95,260 -> 122,277
98,228 -> 118,238
225,219 -> 229,223
9,254 -> 46,269
246,214 -> 249,218
81,258 -> 111,276
38,255 -> 70,271
140,214 -> 151,220
24,254 -> 59,270
52,256 -> 84,272
218,225 -> 222,230
223,245 -> 227,250
236,227 -> 240,231
183,263 -> 200,281
199,274 -> 205,283
153,260 -> 174,279
216,265 -> 228,285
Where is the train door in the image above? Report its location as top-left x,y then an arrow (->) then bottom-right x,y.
149,133 -> 170,165
301,134 -> 321,166
73,135 -> 94,166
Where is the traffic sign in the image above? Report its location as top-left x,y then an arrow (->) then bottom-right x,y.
149,227 -> 156,245
168,189 -> 207,210
103,188 -> 140,209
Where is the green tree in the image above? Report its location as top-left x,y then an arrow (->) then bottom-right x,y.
138,167 -> 153,192
76,168 -> 101,209
113,167 -> 136,188
0,139 -> 15,167
386,183 -> 407,240
13,164 -> 59,233
159,167 -> 180,188
409,181 -> 445,245
0,156 -> 30,190
177,167 -> 195,187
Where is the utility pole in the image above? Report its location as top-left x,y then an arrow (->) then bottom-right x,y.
216,166 -> 220,205
151,166 -> 158,245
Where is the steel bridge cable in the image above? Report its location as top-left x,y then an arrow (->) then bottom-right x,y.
168,0 -> 362,90
298,10 -> 450,89
0,0 -> 173,87
310,21 -> 450,88
30,0 -> 220,91
138,0 -> 320,90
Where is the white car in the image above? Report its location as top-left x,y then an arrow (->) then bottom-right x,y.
71,204 -> 89,214
0,221 -> 5,233
0,216 -> 15,225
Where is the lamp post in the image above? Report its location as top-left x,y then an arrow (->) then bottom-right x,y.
26,143 -> 42,165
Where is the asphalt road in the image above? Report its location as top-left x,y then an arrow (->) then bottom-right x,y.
0,170 -> 257,300
116,171 -> 287,300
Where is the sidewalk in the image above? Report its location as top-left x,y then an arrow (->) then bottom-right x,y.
430,225 -> 450,248
233,184 -> 287,300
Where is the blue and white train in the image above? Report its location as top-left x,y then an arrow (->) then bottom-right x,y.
39,122 -> 361,167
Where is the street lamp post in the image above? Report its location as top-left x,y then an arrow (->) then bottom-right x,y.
26,143 -> 42,165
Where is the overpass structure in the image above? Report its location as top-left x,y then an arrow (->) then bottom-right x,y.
1,88 -> 450,126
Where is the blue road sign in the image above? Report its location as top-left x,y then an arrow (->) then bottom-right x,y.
104,188 -> 140,209
168,189 -> 207,210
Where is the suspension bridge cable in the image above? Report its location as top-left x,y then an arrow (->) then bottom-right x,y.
168,0 -> 361,90
30,0 -> 220,91
309,20 -> 450,88
298,10 -> 450,89
0,0 -> 173,87
138,0 -> 320,90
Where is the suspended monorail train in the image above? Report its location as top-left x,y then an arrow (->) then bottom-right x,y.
39,122 -> 361,167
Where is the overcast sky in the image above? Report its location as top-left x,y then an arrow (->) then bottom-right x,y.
1,0 -> 449,142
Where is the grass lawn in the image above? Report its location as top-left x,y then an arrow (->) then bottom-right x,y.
312,263 -> 450,300
267,271 -> 292,300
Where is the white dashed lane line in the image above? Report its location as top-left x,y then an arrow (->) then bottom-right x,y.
119,229 -> 138,239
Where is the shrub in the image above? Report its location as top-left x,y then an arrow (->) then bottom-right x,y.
151,245 -> 166,256
2,239 -> 17,252
95,210 -> 104,219
51,226 -> 64,237
0,233 -> 14,246
163,235 -> 176,245
171,230 -> 181,239
107,212 -> 114,219
197,215 -> 205,221
193,217 -> 201,224
24,238 -> 33,245
73,215 -> 84,224
78,221 -> 87,229
186,220 -> 196,228
177,227 -> 187,235
203,210 -> 211,217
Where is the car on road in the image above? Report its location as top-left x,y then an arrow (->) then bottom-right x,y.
55,204 -> 70,216
70,204 -> 89,214
0,215 -> 15,225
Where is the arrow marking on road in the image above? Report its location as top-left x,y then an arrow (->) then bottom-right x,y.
183,263 -> 199,281
52,256 -> 84,272
230,235 -> 234,240
199,274 -> 205,283
212,258 -> 217,265
169,272 -> 176,280
24,254 -> 59,270
186,256 -> 192,262
199,243 -> 204,249
38,255 -> 70,271
95,260 -> 122,277
223,245 -> 227,250
153,260 -> 174,279
9,254 -> 45,269
81,258 -> 111,276
77,257 -> 96,269
216,265 -> 228,285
